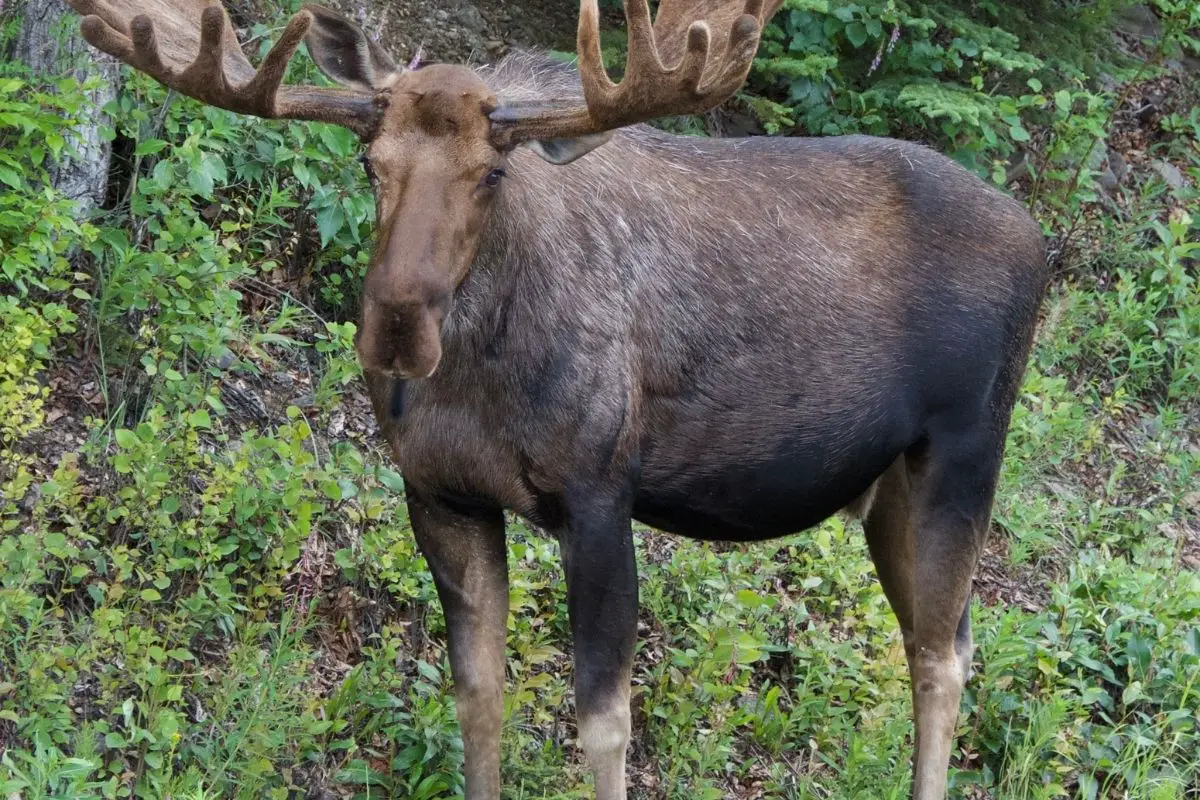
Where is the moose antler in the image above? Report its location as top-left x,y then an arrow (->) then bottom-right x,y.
68,0 -> 380,136
489,0 -> 779,147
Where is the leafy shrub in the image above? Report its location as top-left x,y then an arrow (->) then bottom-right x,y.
2,0 -> 1198,797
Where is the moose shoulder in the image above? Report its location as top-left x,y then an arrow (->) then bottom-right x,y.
71,1 -> 1048,798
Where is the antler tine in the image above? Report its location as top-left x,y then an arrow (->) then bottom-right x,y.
127,16 -> 166,75
491,0 -> 774,149
70,0 -> 381,136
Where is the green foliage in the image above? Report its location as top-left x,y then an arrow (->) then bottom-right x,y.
744,0 -> 1196,200
0,75 -> 88,520
2,1 -> 1198,798
750,0 -> 1049,159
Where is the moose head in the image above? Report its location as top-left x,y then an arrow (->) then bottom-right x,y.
71,0 -> 771,378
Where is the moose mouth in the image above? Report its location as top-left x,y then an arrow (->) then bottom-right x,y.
355,295 -> 447,379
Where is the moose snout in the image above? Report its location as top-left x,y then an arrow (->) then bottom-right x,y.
356,294 -> 447,379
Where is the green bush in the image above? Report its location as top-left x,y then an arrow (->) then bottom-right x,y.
2,0 -> 1198,797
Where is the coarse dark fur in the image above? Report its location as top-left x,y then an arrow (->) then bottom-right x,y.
367,54 -> 1046,536
358,53 -> 1048,800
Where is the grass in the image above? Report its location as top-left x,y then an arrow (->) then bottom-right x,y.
1,6 -> 1199,799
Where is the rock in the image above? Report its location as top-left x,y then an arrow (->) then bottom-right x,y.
19,484 -> 41,513
323,0 -> 579,65
1099,148 -> 1128,193
1115,4 -> 1162,40
1152,159 -> 1185,190
452,1 -> 488,36
1098,166 -> 1119,193
1005,150 -> 1031,184
1109,150 -> 1128,184
1086,140 -> 1108,173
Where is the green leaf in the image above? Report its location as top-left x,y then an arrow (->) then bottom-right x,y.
140,588 -> 162,601
114,428 -> 138,449
1127,635 -> 1152,675
333,548 -> 356,570
376,466 -> 405,493
736,589 -> 767,608
315,202 -> 346,246
0,165 -> 22,189
292,160 -> 314,188
318,124 -> 357,158
188,164 -> 214,196
1009,124 -> 1031,142
188,408 -> 212,429
952,36 -> 980,57
844,21 -> 868,47
133,138 -> 168,156
187,153 -> 228,196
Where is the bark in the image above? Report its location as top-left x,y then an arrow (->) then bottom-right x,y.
12,0 -> 119,215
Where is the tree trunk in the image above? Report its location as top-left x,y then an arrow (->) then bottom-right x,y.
13,0 -> 119,215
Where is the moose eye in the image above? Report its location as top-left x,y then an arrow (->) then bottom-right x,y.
482,168 -> 505,189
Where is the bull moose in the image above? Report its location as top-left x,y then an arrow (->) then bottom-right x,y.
67,0 -> 1048,797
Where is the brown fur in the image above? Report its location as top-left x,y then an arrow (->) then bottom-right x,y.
72,3 -> 1049,796
357,55 -> 1046,800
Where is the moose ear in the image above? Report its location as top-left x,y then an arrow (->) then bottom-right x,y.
523,133 -> 614,165
302,4 -> 399,92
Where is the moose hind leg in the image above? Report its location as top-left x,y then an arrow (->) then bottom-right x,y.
560,496 -> 638,800
906,427 -> 1001,800
408,489 -> 508,800
862,456 -> 917,668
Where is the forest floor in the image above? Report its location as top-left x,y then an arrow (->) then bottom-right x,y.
1,2 -> 1198,799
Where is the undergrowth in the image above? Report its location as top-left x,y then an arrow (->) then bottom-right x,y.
1,0 -> 1198,798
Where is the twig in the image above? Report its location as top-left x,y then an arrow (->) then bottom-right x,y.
240,275 -> 330,326
1050,45 -> 1163,256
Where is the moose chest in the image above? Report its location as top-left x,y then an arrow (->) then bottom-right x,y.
368,355 -> 636,524
369,375 -> 533,516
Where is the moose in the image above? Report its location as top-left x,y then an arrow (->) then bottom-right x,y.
68,0 -> 1048,797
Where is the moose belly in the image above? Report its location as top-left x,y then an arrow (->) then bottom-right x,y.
632,417 -> 911,541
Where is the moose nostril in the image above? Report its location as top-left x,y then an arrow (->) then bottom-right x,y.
358,298 -> 445,379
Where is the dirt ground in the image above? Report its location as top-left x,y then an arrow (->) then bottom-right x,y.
307,0 -> 584,65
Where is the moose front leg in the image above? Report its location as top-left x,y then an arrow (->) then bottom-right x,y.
407,488 -> 508,800
561,494 -> 639,800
